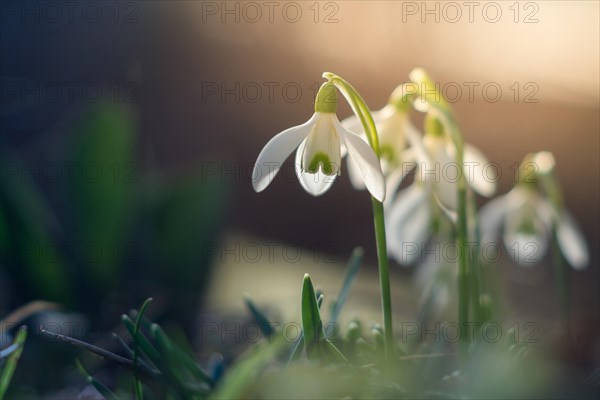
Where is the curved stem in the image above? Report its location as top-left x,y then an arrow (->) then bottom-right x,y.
323,73 -> 380,154
323,72 -> 394,364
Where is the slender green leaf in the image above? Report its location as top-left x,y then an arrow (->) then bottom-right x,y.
69,104 -> 135,287
113,334 -> 158,375
0,345 -> 18,360
76,359 -> 121,400
243,295 -> 274,337
289,291 -> 324,364
39,328 -> 143,371
329,247 -> 363,324
151,324 -> 212,386
210,339 -> 284,400
149,324 -> 206,400
122,315 -> 161,363
133,298 -> 153,400
0,326 -> 27,400
301,274 -> 325,360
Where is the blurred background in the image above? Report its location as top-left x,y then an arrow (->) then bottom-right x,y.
0,0 -> 598,395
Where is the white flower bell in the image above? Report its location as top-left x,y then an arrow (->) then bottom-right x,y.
252,82 -> 386,201
480,152 -> 589,270
385,113 -> 496,265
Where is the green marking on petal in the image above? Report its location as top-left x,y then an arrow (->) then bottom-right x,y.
518,217 -> 537,235
307,152 -> 336,175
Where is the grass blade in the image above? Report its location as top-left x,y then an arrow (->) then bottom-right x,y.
133,298 -> 153,400
210,339 -> 284,400
0,326 -> 27,400
0,344 -> 18,360
243,295 -> 275,337
76,359 -> 121,400
40,328 -> 157,378
329,247 -> 363,325
122,315 -> 161,363
151,324 -> 213,386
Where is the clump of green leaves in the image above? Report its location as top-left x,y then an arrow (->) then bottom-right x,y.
44,248 -> 555,399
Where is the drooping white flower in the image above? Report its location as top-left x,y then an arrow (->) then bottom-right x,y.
252,82 -> 385,201
385,181 -> 434,265
385,114 -> 496,265
419,115 -> 496,212
480,176 -> 589,270
342,86 -> 421,201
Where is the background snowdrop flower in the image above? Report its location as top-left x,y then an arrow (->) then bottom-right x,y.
385,181 -> 434,265
342,86 -> 421,200
480,156 -> 589,270
420,114 -> 496,212
385,113 -> 496,265
252,82 -> 386,201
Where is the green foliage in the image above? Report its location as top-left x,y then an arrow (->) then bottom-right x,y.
68,104 -> 135,287
76,359 -> 121,400
0,326 -> 27,400
0,102 -> 230,322
0,154 -> 69,302
26,246 -> 560,399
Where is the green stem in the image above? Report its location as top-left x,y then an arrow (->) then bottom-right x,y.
539,171 -> 570,323
456,173 -> 469,363
323,72 -> 394,363
372,198 -> 395,363
453,124 -> 470,362
411,68 -> 471,362
467,191 -> 484,325
552,228 -> 570,323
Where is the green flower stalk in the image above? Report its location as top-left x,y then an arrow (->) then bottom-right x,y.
253,74 -> 392,363
408,68 -> 471,361
323,72 -> 395,365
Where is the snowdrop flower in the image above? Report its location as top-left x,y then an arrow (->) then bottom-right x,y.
385,114 -> 496,265
479,152 -> 588,269
252,82 -> 385,201
342,85 -> 421,199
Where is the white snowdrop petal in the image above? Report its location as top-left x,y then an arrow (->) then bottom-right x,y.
503,208 -> 550,266
479,194 -> 513,245
556,211 -> 589,270
337,119 -> 386,202
301,113 -> 342,176
386,184 -> 432,265
294,139 -> 337,196
346,151 -> 367,190
252,115 -> 315,193
464,144 -> 496,197
422,135 -> 457,211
